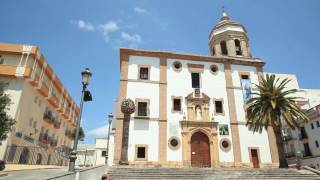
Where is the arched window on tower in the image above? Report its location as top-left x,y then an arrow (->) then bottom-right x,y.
220,41 -> 228,55
234,39 -> 242,55
212,47 -> 215,56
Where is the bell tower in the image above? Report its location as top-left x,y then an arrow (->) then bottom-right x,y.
209,10 -> 252,57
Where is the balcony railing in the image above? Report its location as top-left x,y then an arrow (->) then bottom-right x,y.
43,112 -> 53,124
38,133 -> 49,144
48,93 -> 59,108
4,145 -> 69,166
39,83 -> 49,97
65,130 -> 75,140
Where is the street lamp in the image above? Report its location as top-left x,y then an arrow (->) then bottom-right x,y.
105,113 -> 114,164
69,68 -> 92,172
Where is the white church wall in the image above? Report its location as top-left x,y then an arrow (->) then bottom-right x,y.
128,56 -> 160,81
302,89 -> 320,108
127,119 -> 159,162
231,65 -> 272,163
166,58 -> 235,162
230,65 -> 259,88
126,55 -> 160,162
125,82 -> 159,162
238,125 -> 272,163
126,82 -> 159,118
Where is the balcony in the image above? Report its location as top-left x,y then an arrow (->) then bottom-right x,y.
39,83 -> 49,97
53,119 -> 61,129
29,74 -> 40,86
48,94 -> 59,108
62,110 -> 70,119
39,133 -> 49,144
43,111 -> 54,124
49,138 -> 58,147
65,130 -> 75,140
0,65 -> 17,77
23,67 -> 32,78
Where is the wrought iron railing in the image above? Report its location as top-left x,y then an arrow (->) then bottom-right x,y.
4,145 -> 69,166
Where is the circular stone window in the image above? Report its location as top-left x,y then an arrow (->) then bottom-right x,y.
168,136 -> 180,150
219,138 -> 231,152
173,61 -> 182,72
210,64 -> 218,75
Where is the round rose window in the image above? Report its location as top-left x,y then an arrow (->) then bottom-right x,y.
173,61 -> 182,72
168,137 -> 180,150
220,138 -> 231,152
210,64 -> 218,74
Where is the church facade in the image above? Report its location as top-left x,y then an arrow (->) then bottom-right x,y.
113,12 -> 279,168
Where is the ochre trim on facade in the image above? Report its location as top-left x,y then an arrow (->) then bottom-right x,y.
248,147 -> 261,168
158,57 -> 167,164
256,66 -> 279,165
224,63 -> 242,163
172,61 -> 182,72
114,53 -> 129,164
187,63 -> 204,73
209,64 -> 219,75
119,48 -> 265,70
168,136 -> 181,150
137,64 -> 151,80
121,78 -> 164,85
135,144 -> 148,161
134,98 -> 150,118
171,96 -> 183,113
212,98 -> 225,116
180,122 -> 219,168
219,138 -> 232,152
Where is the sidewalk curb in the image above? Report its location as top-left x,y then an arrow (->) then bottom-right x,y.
3,167 -> 64,173
0,172 -> 8,177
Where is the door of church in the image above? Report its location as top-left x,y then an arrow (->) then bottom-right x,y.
191,132 -> 211,167
251,149 -> 260,168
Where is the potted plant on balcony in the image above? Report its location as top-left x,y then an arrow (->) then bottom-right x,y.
53,119 -> 61,129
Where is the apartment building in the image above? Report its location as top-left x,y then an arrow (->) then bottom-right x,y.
0,43 -> 79,166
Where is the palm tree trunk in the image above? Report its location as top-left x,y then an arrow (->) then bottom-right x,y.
274,128 -> 289,168
119,114 -> 130,165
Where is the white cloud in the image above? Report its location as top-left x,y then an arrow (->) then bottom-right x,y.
120,32 -> 142,47
98,21 -> 120,42
99,21 -> 119,34
134,7 -> 148,14
76,20 -> 95,32
87,124 -> 109,137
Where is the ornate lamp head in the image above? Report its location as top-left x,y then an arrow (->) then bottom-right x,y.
121,98 -> 135,114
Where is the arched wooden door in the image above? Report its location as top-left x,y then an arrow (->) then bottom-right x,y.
191,131 -> 211,167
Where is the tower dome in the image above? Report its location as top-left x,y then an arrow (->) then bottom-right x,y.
209,11 -> 252,57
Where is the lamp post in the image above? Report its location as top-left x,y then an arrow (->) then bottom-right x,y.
105,113 -> 114,165
68,68 -> 92,172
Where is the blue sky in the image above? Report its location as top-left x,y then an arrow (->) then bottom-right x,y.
1,0 -> 320,143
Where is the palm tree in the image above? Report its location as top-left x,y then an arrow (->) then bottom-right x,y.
119,99 -> 135,165
245,74 -> 309,168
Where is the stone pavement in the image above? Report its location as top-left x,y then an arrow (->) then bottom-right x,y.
0,168 -> 67,180
3,164 -> 66,172
104,167 -> 320,180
